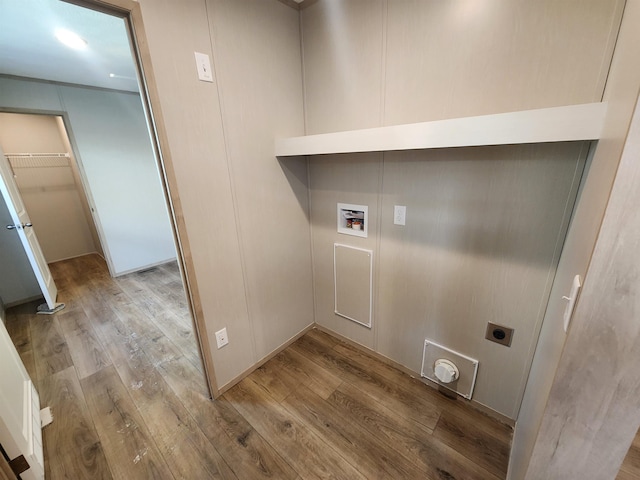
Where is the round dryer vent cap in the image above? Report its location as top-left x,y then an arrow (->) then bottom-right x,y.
434,359 -> 459,384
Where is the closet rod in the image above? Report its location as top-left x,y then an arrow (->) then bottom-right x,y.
5,153 -> 70,157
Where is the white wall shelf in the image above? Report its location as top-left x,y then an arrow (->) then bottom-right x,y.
275,102 -> 607,157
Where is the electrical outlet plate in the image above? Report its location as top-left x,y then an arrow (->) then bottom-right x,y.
215,328 -> 228,349
485,322 -> 514,347
393,205 -> 406,225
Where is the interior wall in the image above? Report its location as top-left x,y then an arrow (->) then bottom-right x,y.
0,112 -> 97,262
207,0 -> 313,362
0,77 -> 176,275
381,0 -> 619,126
56,116 -> 104,259
57,85 -> 176,275
524,51 -> 640,480
136,0 -> 311,389
0,113 -> 64,152
310,144 -> 586,419
302,0 -> 622,135
510,1 -> 640,478
302,0 -> 624,419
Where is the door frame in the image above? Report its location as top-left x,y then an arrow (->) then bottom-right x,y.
60,0 -> 218,397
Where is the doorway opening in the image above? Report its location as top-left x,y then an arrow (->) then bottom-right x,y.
0,112 -> 103,265
0,0 -> 213,397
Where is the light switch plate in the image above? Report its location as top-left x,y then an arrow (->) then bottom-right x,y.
194,51 -> 214,83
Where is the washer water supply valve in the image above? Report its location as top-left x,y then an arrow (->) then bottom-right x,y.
434,359 -> 459,384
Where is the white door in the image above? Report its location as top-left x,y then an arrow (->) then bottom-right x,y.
0,145 -> 58,309
0,319 -> 44,480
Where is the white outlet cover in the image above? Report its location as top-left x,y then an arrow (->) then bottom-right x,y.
394,205 -> 406,226
215,327 -> 228,349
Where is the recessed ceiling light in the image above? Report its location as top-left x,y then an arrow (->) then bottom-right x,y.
55,29 -> 87,50
109,73 -> 135,80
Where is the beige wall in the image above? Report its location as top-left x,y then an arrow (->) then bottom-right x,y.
136,0 -> 312,389
0,113 -> 65,152
302,0 -> 621,135
207,0 -> 312,362
302,0 -> 623,419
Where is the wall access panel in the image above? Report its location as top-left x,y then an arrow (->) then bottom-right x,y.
334,243 -> 373,328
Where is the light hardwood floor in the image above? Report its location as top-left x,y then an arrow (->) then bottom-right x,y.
618,430 -> 640,480
6,254 -> 513,479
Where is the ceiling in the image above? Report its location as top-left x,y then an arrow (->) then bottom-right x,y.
0,0 -> 139,92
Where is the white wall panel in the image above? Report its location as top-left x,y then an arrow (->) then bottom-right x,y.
334,243 -> 373,328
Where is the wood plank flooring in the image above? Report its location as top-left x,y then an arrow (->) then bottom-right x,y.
6,253 -> 513,479
618,429 -> 640,479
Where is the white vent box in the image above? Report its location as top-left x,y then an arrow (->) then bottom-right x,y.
337,203 -> 368,238
421,340 -> 479,399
